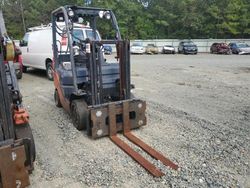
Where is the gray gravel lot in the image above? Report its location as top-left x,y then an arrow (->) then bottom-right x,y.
19,54 -> 250,188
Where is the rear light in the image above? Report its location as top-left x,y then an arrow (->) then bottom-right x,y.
61,34 -> 67,46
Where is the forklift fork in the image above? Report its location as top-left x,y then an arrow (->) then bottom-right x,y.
107,101 -> 178,177
0,140 -> 30,188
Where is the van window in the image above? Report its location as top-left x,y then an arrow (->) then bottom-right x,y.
21,33 -> 29,47
86,29 -> 100,40
72,29 -> 100,41
72,29 -> 84,43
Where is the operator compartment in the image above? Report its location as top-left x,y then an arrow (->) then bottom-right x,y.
57,52 -> 120,101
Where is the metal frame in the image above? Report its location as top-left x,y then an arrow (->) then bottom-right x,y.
51,5 -> 178,177
1,10 -> 34,188
0,11 -> 14,141
52,6 -> 130,106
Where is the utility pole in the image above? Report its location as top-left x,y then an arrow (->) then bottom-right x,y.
20,0 -> 26,33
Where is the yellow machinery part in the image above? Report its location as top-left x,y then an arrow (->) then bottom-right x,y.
5,41 -> 15,61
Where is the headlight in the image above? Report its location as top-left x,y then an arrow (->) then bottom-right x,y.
99,11 -> 111,20
68,8 -> 74,17
104,11 -> 111,20
99,11 -> 104,18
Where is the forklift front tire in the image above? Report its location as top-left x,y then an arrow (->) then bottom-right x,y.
54,89 -> 62,108
70,99 -> 89,131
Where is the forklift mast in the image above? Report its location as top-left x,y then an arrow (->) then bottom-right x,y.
0,10 -> 15,143
52,6 -> 131,106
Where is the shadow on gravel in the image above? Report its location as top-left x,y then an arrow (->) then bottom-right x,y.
238,67 -> 250,73
24,69 -> 48,80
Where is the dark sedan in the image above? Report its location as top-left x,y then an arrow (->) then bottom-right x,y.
210,43 -> 231,54
178,41 -> 198,54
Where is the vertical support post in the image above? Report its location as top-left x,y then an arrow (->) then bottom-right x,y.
91,41 -> 99,105
0,36 -> 14,140
124,40 -> 131,99
118,42 -> 124,100
97,45 -> 104,104
123,101 -> 130,133
119,41 -> 131,100
108,103 -> 116,136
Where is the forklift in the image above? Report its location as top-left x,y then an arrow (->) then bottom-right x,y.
52,5 -> 178,177
0,10 -> 35,188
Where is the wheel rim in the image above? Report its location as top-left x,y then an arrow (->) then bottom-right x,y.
47,66 -> 53,79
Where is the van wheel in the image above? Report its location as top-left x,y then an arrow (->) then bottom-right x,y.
46,62 -> 53,81
71,99 -> 89,131
23,66 -> 27,73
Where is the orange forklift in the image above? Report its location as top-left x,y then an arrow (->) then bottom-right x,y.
0,10 -> 35,188
52,5 -> 178,177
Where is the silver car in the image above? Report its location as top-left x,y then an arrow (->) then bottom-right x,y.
229,43 -> 250,55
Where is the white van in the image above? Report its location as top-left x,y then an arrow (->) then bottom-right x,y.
20,24 -> 101,80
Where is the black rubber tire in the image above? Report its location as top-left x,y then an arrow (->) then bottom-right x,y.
70,99 -> 89,131
54,89 -> 62,108
22,66 -> 27,73
46,62 -> 53,81
16,71 -> 23,79
15,123 -> 36,163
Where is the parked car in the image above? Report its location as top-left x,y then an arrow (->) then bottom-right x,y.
145,44 -> 159,54
210,43 -> 231,54
178,41 -> 198,54
162,45 -> 175,54
103,44 -> 112,55
229,43 -> 250,55
131,42 -> 145,54
20,24 -> 101,80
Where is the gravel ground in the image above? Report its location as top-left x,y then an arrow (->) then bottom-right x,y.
18,54 -> 250,188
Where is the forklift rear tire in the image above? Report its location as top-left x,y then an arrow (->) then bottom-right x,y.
71,99 -> 89,131
15,123 -> 36,163
54,89 -> 62,108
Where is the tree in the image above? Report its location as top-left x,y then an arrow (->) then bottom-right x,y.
1,0 -> 250,39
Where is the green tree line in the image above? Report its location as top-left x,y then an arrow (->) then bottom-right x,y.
1,0 -> 250,39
